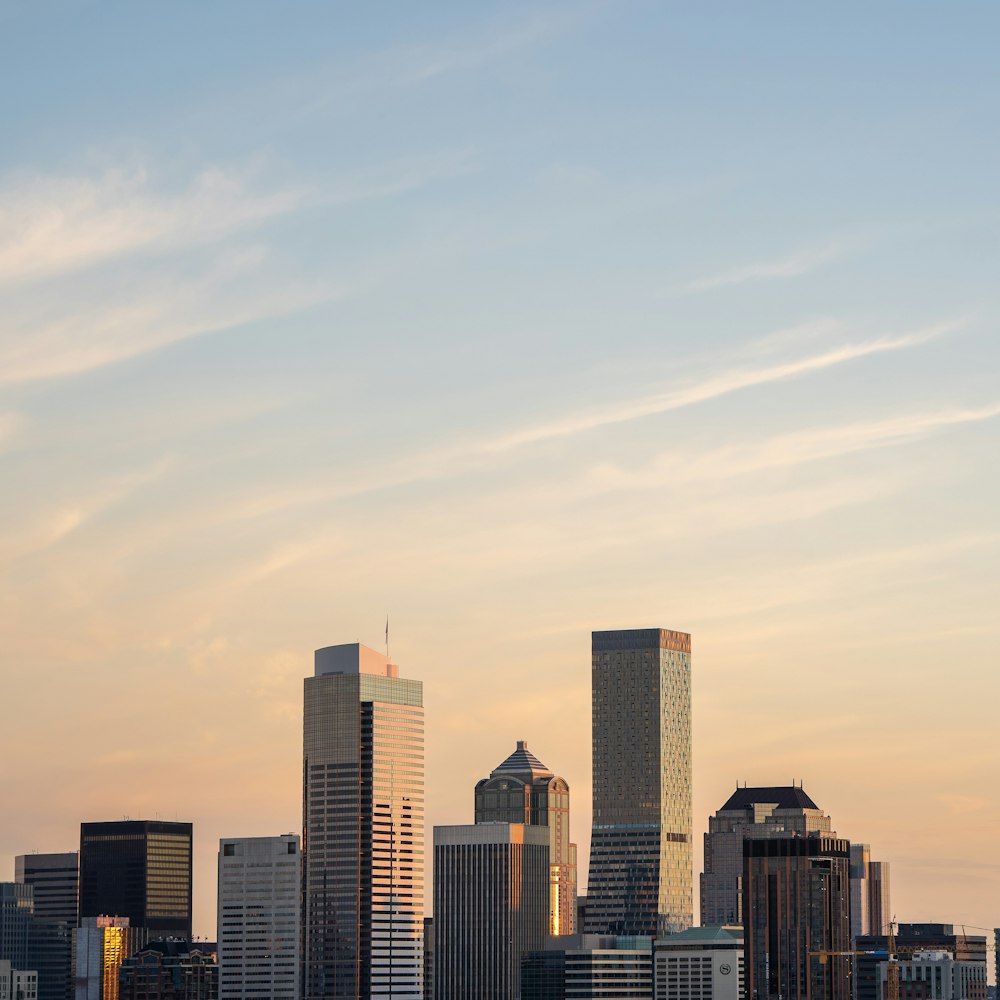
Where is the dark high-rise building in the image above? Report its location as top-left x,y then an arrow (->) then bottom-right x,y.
0,883 -> 34,970
521,935 -> 653,1000
16,854 -> 79,927
118,940 -> 218,1000
27,919 -> 73,1000
302,643 -> 424,1000
79,821 -> 193,940
743,835 -> 851,1000
855,926 -> 988,1000
701,785 -> 832,927
433,823 -> 549,1000
15,853 -> 78,1000
587,628 -> 692,937
475,740 -> 578,935
423,918 -> 434,1000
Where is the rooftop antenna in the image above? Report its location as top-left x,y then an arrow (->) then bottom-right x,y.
385,615 -> 390,660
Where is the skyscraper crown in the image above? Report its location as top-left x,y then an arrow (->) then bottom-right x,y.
489,740 -> 554,779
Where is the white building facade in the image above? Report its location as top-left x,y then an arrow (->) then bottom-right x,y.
217,834 -> 300,1000
655,926 -> 744,1000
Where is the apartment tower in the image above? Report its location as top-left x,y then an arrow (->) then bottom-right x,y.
302,643 -> 424,999
587,628 -> 692,937
474,740 -> 578,936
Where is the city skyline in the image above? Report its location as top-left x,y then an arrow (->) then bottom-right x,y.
2,0 -> 999,949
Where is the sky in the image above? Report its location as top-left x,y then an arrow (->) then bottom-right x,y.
1,1 -> 999,943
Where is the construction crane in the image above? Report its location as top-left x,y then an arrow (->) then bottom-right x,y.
809,918 -> 900,1000
886,918 -> 900,1000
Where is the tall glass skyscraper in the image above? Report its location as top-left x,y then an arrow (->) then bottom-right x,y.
302,643 -> 424,999
586,628 -> 692,937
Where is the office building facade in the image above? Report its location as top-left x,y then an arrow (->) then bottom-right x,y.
522,935 -> 652,1000
302,643 -> 424,999
587,628 -> 692,937
0,885 -> 34,972
701,786 -> 831,927
15,855 -> 77,1000
743,836 -> 851,1000
15,857 -> 78,929
433,823 -> 549,1000
217,835 -> 299,1000
474,740 -> 578,936
79,823 -> 192,941
73,917 -> 142,1000
654,927 -> 744,1000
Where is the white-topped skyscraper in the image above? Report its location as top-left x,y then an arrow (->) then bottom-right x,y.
586,627 -> 693,937
302,642 -> 424,1000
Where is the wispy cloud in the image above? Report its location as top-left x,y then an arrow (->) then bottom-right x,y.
586,401 -> 1000,491
470,320 -> 958,454
0,252 -> 335,385
210,320 -> 958,524
0,166 -> 303,286
674,240 -> 851,295
290,5 -> 594,119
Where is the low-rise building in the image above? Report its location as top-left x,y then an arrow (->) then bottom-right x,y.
878,951 -> 986,1000
0,960 -> 39,1000
521,935 -> 652,999
655,926 -> 744,1000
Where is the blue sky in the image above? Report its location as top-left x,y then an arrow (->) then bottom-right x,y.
1,2 -> 999,937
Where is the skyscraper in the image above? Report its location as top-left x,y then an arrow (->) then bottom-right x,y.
217,835 -> 299,1000
79,822 -> 193,940
302,643 -> 424,1000
849,845 -> 891,940
743,835 -> 852,1000
587,627 -> 692,937
16,854 -> 79,927
433,823 -> 549,1000
474,740 -> 577,935
701,785 -> 832,927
